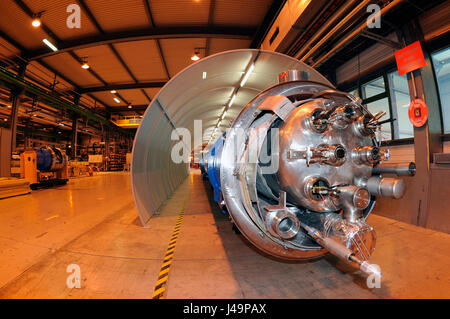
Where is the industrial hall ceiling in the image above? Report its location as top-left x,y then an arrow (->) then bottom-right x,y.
0,0 -> 276,123
0,0 -> 446,140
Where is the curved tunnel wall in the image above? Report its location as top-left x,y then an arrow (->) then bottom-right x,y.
132,49 -> 332,225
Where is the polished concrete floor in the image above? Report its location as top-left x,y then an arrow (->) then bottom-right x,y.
0,171 -> 449,298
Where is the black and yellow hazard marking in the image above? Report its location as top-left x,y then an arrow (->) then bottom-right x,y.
152,198 -> 188,299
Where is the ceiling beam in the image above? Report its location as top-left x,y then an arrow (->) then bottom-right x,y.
250,0 -> 287,49
24,26 -> 255,61
143,0 -> 171,79
140,89 -> 152,104
77,0 -> 139,84
110,105 -> 148,113
79,81 -> 166,93
205,0 -> 216,57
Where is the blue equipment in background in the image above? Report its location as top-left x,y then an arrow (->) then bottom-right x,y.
201,133 -> 226,212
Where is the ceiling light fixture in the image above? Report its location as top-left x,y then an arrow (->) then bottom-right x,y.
240,63 -> 255,87
114,97 -> 121,103
110,90 -> 117,94
43,38 -> 58,52
31,11 -> 44,28
128,104 -> 132,109
80,57 -> 90,69
191,47 -> 206,61
191,52 -> 200,61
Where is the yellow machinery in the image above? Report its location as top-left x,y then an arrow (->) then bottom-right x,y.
20,146 -> 68,190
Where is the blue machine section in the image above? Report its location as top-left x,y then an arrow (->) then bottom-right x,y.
36,147 -> 53,171
201,133 -> 228,214
199,154 -> 206,177
206,135 -> 224,204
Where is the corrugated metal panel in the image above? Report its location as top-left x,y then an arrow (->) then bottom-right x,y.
74,45 -> 134,83
214,0 -> 273,27
159,38 -> 206,77
336,33 -> 399,86
209,38 -> 252,56
41,53 -> 102,87
0,1 -> 49,50
85,0 -> 148,32
117,89 -> 149,105
150,0 -> 211,26
114,40 -> 167,81
420,1 -> 450,42
25,0 -> 99,41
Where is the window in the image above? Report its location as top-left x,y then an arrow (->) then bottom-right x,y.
347,71 -> 412,141
361,77 -> 385,99
431,46 -> 450,133
348,88 -> 359,98
387,71 -> 414,139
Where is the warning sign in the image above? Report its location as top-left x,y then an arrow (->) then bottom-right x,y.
408,98 -> 428,127
395,41 -> 426,76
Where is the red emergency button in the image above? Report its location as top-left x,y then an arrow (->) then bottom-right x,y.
408,98 -> 428,127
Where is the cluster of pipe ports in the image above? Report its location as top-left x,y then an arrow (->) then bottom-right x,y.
355,174 -> 408,200
287,144 -> 346,167
328,105 -> 357,129
263,191 -> 300,240
352,145 -> 381,165
337,185 -> 371,223
307,178 -> 370,221
309,103 -> 357,132
372,162 -> 416,176
353,114 -> 376,137
358,162 -> 416,199
300,222 -> 381,278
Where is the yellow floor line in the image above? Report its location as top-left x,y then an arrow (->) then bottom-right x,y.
152,194 -> 189,299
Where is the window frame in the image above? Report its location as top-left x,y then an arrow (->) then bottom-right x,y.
349,68 -> 412,143
429,43 -> 450,135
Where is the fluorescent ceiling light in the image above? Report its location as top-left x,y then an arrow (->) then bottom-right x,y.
221,111 -> 226,120
202,72 -> 207,79
228,94 -> 236,107
114,97 -> 121,103
43,38 -> 58,52
240,63 -> 254,87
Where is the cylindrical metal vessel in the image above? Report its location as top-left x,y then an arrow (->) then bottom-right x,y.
36,146 -> 67,172
132,50 -> 413,277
